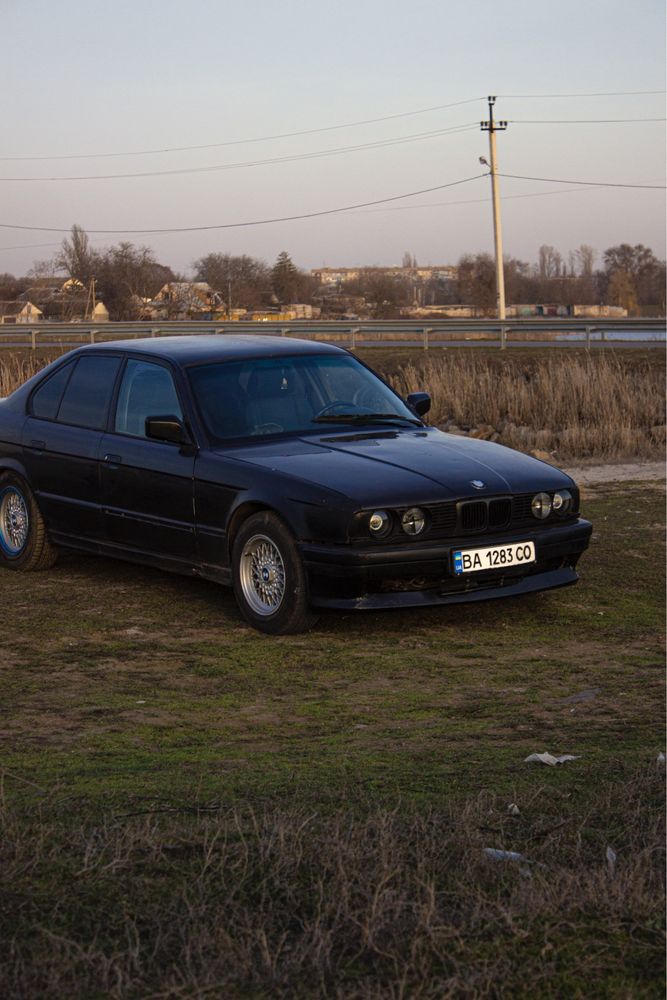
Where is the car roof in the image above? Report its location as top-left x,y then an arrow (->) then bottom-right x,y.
80,334 -> 346,365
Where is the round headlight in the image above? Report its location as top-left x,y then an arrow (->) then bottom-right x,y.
401,507 -> 426,535
552,489 -> 572,514
531,492 -> 552,520
368,510 -> 392,537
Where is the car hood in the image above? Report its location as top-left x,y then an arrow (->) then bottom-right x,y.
225,427 -> 573,507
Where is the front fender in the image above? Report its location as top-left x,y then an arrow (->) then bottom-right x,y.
193,450 -> 355,572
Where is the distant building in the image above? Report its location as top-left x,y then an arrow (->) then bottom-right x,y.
569,304 -> 627,319
18,279 -> 64,307
246,305 -> 320,322
0,300 -> 43,324
91,301 -> 110,322
312,265 -> 457,285
401,302 -> 629,319
147,282 -> 223,320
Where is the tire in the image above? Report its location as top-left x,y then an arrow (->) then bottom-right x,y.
0,472 -> 58,572
231,511 -> 319,635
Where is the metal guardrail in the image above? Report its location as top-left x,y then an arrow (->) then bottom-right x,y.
0,318 -> 664,352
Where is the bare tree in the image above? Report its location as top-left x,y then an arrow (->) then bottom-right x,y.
193,253 -> 271,310
575,244 -> 596,277
538,245 -> 563,280
95,243 -> 174,320
603,243 -> 664,310
55,224 -> 97,286
456,254 -> 496,311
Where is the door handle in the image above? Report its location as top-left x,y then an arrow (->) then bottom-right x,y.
29,439 -> 45,450
104,453 -> 123,465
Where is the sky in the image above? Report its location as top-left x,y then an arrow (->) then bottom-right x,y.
1,0 -> 665,277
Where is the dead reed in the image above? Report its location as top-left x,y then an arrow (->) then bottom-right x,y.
0,769 -> 663,998
1,350 -> 664,462
0,355 -> 44,398
392,352 -> 665,462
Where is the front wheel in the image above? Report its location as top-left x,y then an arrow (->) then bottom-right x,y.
0,472 -> 58,571
231,511 -> 319,634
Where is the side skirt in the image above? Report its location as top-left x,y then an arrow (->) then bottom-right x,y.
49,532 -> 232,585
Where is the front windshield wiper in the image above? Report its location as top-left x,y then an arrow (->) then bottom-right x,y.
312,412 -> 422,427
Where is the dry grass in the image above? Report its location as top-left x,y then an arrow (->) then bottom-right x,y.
1,350 -> 664,462
0,769 -> 663,999
0,355 -> 43,397
393,353 -> 665,461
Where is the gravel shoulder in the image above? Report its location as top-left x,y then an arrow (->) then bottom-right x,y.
563,461 -> 665,484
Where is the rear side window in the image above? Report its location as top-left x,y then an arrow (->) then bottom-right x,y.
30,362 -> 75,420
57,356 -> 121,430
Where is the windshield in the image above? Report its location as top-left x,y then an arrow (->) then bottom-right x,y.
187,353 -> 420,442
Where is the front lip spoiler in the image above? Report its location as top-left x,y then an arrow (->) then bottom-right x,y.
299,518 -> 592,575
300,518 -> 591,610
310,566 -> 579,610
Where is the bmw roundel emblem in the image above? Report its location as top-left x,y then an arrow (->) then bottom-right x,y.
470,480 -> 486,490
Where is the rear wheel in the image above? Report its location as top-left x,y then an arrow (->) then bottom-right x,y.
232,511 -> 318,634
0,472 -> 58,572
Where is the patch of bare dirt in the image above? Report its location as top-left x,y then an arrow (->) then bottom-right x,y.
564,461 -> 665,485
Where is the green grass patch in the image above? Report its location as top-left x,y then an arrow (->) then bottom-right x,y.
0,481 -> 664,997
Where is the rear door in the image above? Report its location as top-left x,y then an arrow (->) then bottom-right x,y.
99,357 -> 196,563
21,355 -> 122,540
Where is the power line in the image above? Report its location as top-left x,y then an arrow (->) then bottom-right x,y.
0,171 -> 662,243
0,182 -> 639,251
354,183 -> 617,214
0,124 -> 479,182
0,173 -> 488,235
498,172 -> 666,189
0,98 -> 484,162
497,89 -> 666,98
510,117 -> 666,124
3,89 -> 663,163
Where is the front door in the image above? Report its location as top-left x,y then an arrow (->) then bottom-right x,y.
99,358 -> 195,563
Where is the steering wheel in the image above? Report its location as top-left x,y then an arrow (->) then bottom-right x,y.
314,400 -> 357,418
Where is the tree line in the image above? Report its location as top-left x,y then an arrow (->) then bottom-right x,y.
0,225 -> 663,320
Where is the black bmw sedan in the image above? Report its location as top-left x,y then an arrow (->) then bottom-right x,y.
0,336 -> 591,633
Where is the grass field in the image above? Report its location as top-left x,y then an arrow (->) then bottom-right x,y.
0,480 -> 664,997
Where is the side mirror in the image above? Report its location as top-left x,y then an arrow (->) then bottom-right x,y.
145,414 -> 190,444
407,392 -> 431,417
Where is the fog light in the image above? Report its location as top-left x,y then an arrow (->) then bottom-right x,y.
552,489 -> 572,514
369,510 -> 392,537
401,507 -> 426,535
531,492 -> 552,520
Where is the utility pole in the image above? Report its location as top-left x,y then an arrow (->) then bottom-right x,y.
481,96 -> 508,320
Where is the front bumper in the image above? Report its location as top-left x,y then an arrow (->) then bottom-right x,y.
299,517 -> 592,610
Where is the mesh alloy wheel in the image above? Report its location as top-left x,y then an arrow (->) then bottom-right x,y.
0,487 -> 30,557
238,533 -> 287,616
231,511 -> 319,634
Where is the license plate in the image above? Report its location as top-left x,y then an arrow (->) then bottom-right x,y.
453,540 -> 536,575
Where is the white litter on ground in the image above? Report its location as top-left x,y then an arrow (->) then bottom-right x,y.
483,848 -> 529,863
606,846 -> 617,876
524,752 -> 580,766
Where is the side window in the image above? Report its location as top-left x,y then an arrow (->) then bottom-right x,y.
114,359 -> 182,438
30,362 -> 75,420
57,356 -> 122,430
